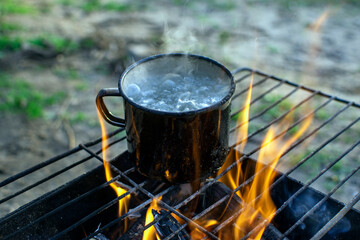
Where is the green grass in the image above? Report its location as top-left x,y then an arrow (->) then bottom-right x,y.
0,33 -> 85,56
0,36 -> 22,51
172,0 -> 186,5
183,0 -> 236,11
58,0 -> 137,13
253,94 -> 298,122
0,0 -> 37,15
103,2 -> 134,11
74,81 -> 88,91
232,95 -> 294,122
79,38 -> 96,49
57,0 -> 76,6
210,0 -> 236,11
261,0 -> 360,7
53,67 -> 81,80
28,35 -> 79,53
70,112 -> 87,123
315,108 -> 331,121
81,0 -> 101,12
0,73 -> 66,118
287,124 -> 300,136
0,22 -> 22,32
290,148 -> 344,178
218,31 -> 231,45
80,0 -> 135,13
196,0 -> 236,11
267,45 -> 279,54
231,110 -> 244,121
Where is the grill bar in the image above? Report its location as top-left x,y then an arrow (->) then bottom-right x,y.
0,128 -> 124,188
1,68 -> 359,240
176,69 -> 360,238
75,146 -> 219,240
230,91 -> 318,147
233,71 -> 251,84
240,139 -> 360,240
163,74 -> 358,238
0,133 -> 126,205
310,192 -> 360,240
232,76 -> 269,99
210,103 -> 357,237
52,183 -> 138,240
230,79 -> 285,120
282,164 -> 360,238
0,148 -> 80,188
171,103 -> 322,237
4,174 -> 126,240
164,185 -> 243,240
3,151 -> 135,240
81,71 -> 320,240
231,86 -> 300,131
82,186 -> 178,240
236,68 -> 360,108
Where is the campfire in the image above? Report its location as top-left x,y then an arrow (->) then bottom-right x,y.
0,68 -> 359,240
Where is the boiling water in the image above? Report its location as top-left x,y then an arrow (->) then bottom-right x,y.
124,73 -> 230,112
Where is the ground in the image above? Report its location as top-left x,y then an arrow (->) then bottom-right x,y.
0,0 -> 359,214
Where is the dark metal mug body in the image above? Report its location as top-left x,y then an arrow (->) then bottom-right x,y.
96,53 -> 235,183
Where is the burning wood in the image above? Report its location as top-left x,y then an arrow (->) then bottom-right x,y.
114,179 -> 285,240
90,233 -> 110,240
153,209 -> 191,240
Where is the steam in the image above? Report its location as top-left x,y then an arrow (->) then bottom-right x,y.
162,25 -> 203,53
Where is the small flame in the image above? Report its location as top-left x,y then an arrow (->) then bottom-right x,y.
97,110 -> 131,231
143,197 -> 162,240
190,219 -> 218,239
239,73 -> 253,154
218,73 -> 313,238
303,9 -> 331,86
308,9 -> 331,32
230,114 -> 312,239
218,73 -> 253,195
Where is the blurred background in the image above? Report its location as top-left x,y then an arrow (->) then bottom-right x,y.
0,0 -> 359,195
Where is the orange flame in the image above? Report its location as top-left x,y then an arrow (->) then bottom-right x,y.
218,75 -> 313,238
303,9 -> 330,86
143,197 -> 162,240
97,110 -> 131,231
218,73 -> 253,195
236,112 -> 312,239
308,9 -> 331,32
190,219 -> 219,239
239,72 -> 253,153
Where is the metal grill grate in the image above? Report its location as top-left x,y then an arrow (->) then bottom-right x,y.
0,68 -> 359,240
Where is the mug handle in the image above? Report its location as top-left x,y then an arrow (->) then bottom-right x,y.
96,88 -> 126,128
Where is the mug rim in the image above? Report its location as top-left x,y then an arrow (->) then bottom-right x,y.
118,53 -> 235,116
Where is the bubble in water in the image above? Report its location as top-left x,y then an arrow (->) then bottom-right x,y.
162,80 -> 176,90
162,73 -> 182,83
179,91 -> 191,101
123,73 -> 230,112
126,83 -> 141,99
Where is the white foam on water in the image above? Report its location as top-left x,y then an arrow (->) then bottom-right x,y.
124,72 -> 230,112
